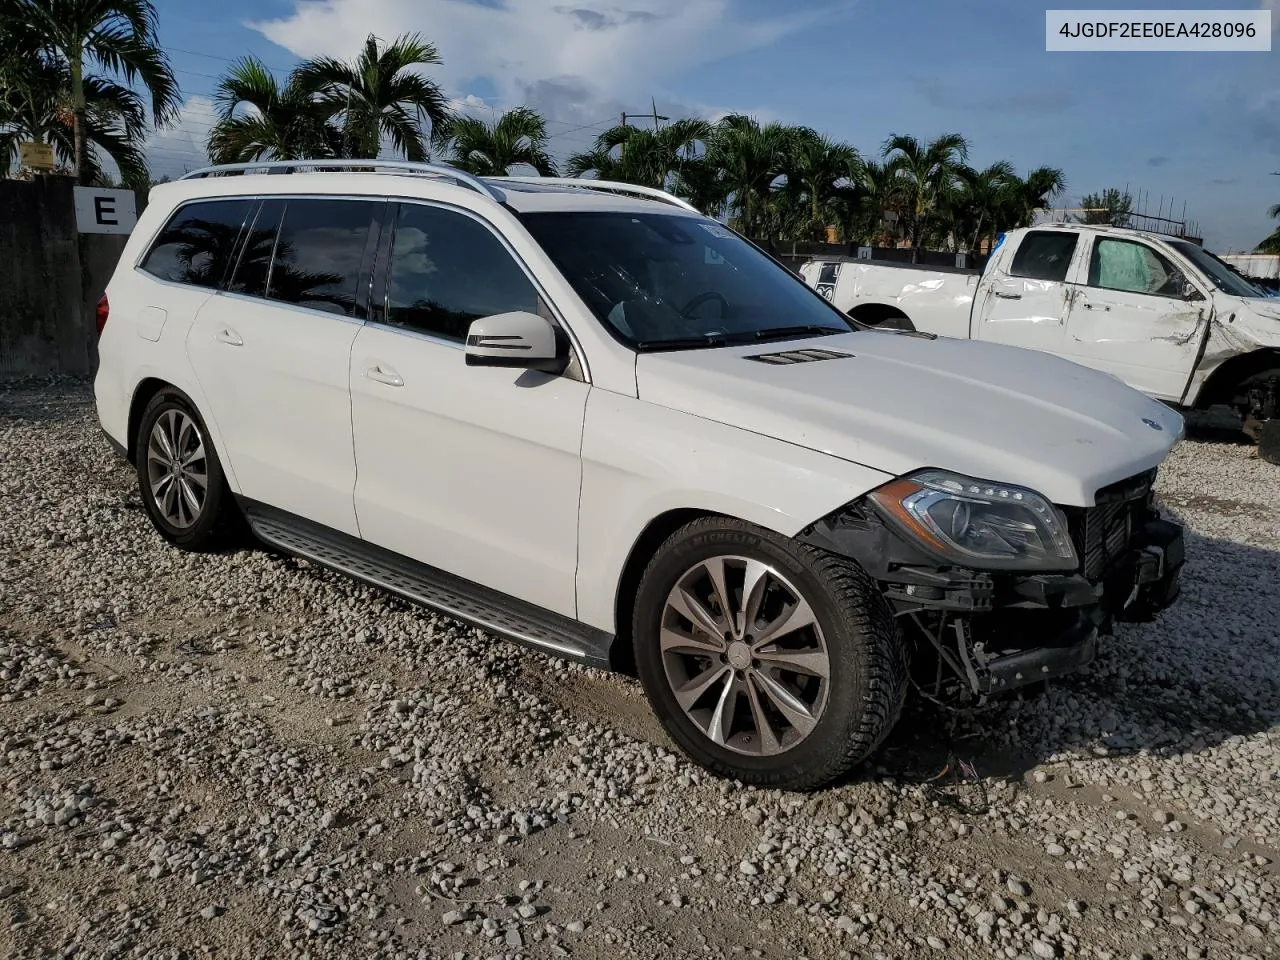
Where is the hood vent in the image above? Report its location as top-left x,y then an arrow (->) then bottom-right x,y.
747,348 -> 854,365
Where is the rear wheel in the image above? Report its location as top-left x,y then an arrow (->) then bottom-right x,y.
632,517 -> 907,790
134,389 -> 239,551
1231,367 -> 1279,447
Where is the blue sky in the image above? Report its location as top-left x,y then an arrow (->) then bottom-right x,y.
146,0 -> 1279,251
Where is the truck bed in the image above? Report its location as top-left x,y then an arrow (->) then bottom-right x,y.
801,257 -> 979,339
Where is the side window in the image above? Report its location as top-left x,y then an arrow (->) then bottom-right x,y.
266,199 -> 374,317
1088,238 -> 1183,297
139,199 -> 253,288
385,204 -> 539,341
228,199 -> 284,298
1009,231 -> 1078,282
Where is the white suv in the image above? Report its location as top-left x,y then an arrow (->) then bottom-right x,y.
95,160 -> 1187,789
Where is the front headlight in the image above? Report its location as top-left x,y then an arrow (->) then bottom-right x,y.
868,470 -> 1077,572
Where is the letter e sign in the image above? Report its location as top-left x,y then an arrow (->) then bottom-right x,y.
74,186 -> 137,235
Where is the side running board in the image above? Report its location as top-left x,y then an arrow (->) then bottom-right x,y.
239,500 -> 614,669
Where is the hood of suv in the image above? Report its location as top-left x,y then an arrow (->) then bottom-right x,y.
635,331 -> 1183,507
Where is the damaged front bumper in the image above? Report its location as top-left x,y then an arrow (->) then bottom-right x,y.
801,497 -> 1185,702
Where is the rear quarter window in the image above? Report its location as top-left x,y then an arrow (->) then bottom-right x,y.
139,199 -> 254,289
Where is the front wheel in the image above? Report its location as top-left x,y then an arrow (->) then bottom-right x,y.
632,518 -> 907,790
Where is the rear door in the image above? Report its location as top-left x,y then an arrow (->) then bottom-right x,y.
975,230 -> 1079,351
186,196 -> 382,535
1061,235 -> 1208,401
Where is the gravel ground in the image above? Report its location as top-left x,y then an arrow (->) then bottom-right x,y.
1,377 -> 1277,960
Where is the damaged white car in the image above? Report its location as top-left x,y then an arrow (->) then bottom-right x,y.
800,224 -> 1280,449
96,165 -> 1187,790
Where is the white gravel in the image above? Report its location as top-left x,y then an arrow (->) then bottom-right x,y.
1,378 -> 1277,960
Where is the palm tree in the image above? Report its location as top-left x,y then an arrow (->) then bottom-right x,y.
1,59 -> 149,187
671,155 -> 728,218
13,0 -> 179,184
825,160 -> 901,245
567,118 -> 711,189
1258,203 -> 1280,254
1010,165 -> 1066,227
951,161 -> 1017,254
882,132 -> 970,257
705,115 -> 800,238
207,57 -> 340,164
780,133 -> 860,240
442,107 -> 556,176
293,33 -> 452,160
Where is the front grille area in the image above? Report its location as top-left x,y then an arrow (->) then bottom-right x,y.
1066,469 -> 1157,580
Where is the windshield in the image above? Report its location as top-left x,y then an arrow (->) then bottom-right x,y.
519,211 -> 852,350
1168,240 -> 1266,299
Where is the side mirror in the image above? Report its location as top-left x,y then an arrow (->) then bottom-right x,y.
1171,271 -> 1204,302
464,311 -> 566,374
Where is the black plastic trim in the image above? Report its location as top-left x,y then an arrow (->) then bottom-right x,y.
102,428 -> 128,461
981,619 -> 1097,694
238,499 -> 614,668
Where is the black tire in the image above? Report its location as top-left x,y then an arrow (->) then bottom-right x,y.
632,517 -> 907,791
1260,419 -> 1280,466
134,388 -> 239,552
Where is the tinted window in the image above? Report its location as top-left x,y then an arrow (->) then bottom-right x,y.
1009,231 -> 1078,282
228,199 -> 283,298
140,199 -> 252,288
519,212 -> 851,350
267,199 -> 374,317
385,204 -> 539,341
1089,238 -> 1183,297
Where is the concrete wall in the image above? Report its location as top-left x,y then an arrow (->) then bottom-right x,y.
0,176 -> 144,379
0,177 -> 89,377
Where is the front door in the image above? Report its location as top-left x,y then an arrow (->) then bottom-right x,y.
187,196 -> 381,536
1062,235 -> 1208,401
976,229 -> 1079,352
349,201 -> 588,617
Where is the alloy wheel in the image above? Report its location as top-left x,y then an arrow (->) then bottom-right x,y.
660,555 -> 830,756
145,409 -> 208,529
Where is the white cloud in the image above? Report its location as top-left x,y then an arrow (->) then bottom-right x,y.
250,0 -> 849,129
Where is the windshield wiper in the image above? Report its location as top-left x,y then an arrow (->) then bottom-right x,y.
634,334 -> 730,352
729,324 -> 848,344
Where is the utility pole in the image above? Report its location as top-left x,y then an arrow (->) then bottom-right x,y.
650,97 -> 668,130
620,103 -> 670,131
618,102 -> 670,160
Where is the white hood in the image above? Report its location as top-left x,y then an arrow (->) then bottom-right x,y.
636,331 -> 1183,507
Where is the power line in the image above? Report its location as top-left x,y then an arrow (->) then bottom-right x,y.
166,45 -> 295,74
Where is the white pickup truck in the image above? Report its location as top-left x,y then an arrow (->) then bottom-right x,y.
799,224 -> 1280,448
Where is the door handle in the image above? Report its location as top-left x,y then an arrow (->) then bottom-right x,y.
993,291 -> 1022,300
215,328 -> 243,346
1081,302 -> 1111,312
365,364 -> 404,387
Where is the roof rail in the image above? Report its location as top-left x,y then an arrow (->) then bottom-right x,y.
488,176 -> 700,213
178,159 -> 503,202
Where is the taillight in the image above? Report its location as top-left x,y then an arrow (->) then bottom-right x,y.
95,295 -> 109,336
